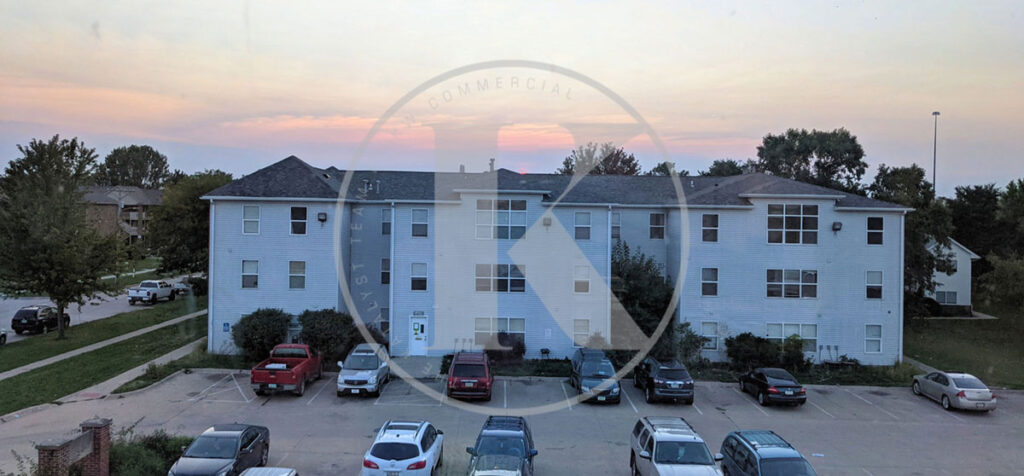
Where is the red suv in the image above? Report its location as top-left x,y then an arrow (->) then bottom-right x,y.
447,352 -> 493,401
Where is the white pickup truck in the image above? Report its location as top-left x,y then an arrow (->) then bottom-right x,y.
127,280 -> 176,305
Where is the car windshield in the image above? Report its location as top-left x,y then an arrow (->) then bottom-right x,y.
344,354 -> 378,370
953,377 -> 987,389
474,454 -> 522,471
760,458 -> 817,476
370,442 -> 419,461
653,441 -> 714,465
14,310 -> 36,319
659,369 -> 690,380
184,435 -> 237,459
476,436 -> 526,458
140,282 -> 157,288
582,361 -> 615,377
452,364 -> 486,378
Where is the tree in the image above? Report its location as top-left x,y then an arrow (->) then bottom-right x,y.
94,145 -> 171,188
978,254 -> 1024,310
645,161 -> 688,177
724,332 -> 779,370
868,164 -> 954,316
948,184 -> 1005,277
674,322 -> 709,367
146,170 -> 232,275
610,241 -> 675,359
298,309 -> 356,364
231,308 -> 291,362
755,128 -> 867,193
999,178 -> 1024,253
699,159 -> 745,177
0,135 -> 124,339
556,142 -> 641,176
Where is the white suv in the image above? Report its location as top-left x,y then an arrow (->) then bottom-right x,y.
362,420 -> 444,475
630,416 -> 723,476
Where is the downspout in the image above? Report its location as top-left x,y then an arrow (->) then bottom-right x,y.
389,202 -> 396,352
898,212 -> 906,364
207,200 -> 215,353
607,205 -> 612,340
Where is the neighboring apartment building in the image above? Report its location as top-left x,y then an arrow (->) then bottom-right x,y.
929,239 -> 980,314
204,156 -> 910,365
82,186 -> 163,243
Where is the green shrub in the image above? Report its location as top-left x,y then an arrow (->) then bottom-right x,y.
185,276 -> 208,296
484,332 -> 525,365
675,322 -> 710,367
231,308 -> 291,362
108,428 -> 194,476
298,309 -> 354,365
724,332 -> 780,370
781,335 -> 811,372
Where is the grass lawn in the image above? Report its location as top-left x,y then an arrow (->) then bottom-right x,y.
904,306 -> 1024,389
0,314 -> 207,416
114,342 -> 246,394
0,296 -> 207,374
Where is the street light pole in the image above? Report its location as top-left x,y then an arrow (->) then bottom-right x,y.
932,111 -> 940,188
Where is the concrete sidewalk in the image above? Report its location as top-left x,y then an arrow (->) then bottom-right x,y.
903,355 -> 939,374
0,309 -> 208,382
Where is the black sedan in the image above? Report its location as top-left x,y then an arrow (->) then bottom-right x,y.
169,424 -> 270,476
738,367 -> 807,406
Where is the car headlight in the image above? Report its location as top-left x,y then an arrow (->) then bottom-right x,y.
610,386 -> 620,395
215,469 -> 230,476
167,471 -> 174,476
368,375 -> 377,384
581,385 -> 591,392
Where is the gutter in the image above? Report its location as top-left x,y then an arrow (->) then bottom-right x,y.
607,205 -> 612,342
898,211 -> 906,364
389,202 -> 396,354
207,200 -> 216,353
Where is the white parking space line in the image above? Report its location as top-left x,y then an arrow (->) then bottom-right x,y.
862,468 -> 875,475
560,382 -> 573,411
809,400 -> 835,418
189,374 -> 231,401
692,402 -> 703,415
732,388 -> 769,416
276,452 -> 289,466
504,380 -> 508,409
622,387 -> 639,414
230,373 -> 254,403
844,389 -> 899,420
306,378 -> 331,406
943,409 -> 966,423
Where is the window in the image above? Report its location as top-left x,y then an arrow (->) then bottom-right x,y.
702,214 -> 718,242
473,317 -> 525,345
867,217 -> 883,244
288,261 -> 305,289
574,212 -> 591,240
701,322 -> 718,350
411,209 -> 428,237
935,291 -> 957,304
767,323 -> 817,352
380,258 -> 390,285
242,260 -> 258,288
572,319 -> 590,347
379,308 -> 389,328
701,268 -> 718,296
950,259 -> 958,273
611,212 -> 621,240
475,264 -> 526,293
476,199 -> 527,239
411,263 -> 427,291
381,209 -> 391,235
243,206 -> 260,234
649,213 -> 665,239
865,324 -> 883,353
767,204 -> 818,244
290,207 -> 307,235
866,271 -> 882,299
574,266 -> 590,293
766,269 -> 817,298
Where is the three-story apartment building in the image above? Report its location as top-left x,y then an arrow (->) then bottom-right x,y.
204,156 -> 910,365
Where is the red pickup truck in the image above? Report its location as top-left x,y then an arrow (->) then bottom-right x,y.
250,344 -> 323,396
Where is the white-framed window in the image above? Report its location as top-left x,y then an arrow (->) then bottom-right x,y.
935,291 -> 957,304
288,261 -> 305,289
473,317 -> 526,346
865,324 -> 882,353
574,266 -> 590,293
701,321 -> 719,350
701,268 -> 718,296
241,260 -> 258,288
290,207 -> 307,235
572,319 -> 590,347
867,216 -> 883,245
950,259 -> 958,273
378,309 -> 390,334
866,271 -> 882,299
475,264 -> 526,293
766,269 -> 817,298
411,209 -> 428,237
611,212 -> 621,240
767,204 -> 818,244
411,263 -> 427,291
381,208 -> 392,235
476,199 -> 527,239
767,323 -> 817,352
650,213 -> 666,239
574,212 -> 591,240
381,258 -> 390,285
702,214 -> 719,242
243,205 -> 260,234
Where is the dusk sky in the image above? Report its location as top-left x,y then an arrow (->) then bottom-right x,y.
2,1 -> 1022,197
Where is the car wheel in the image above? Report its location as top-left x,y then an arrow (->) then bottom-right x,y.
259,445 -> 268,466
0,334 -> 6,345
758,391 -> 769,406
150,296 -> 157,305
739,380 -> 745,393
484,391 -> 492,402
63,318 -> 70,329
912,381 -> 921,396
942,395 -> 952,411
633,373 -> 640,388
631,452 -> 640,476
295,379 -> 306,396
169,292 -> 176,301
438,447 -> 444,467
684,398 -> 694,405
316,366 -> 323,380
645,386 -> 654,403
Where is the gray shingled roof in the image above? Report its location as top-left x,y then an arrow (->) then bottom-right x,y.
204,156 -> 906,209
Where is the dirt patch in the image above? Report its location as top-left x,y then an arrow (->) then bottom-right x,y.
868,390 -> 890,397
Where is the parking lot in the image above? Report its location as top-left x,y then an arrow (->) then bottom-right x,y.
2,369 -> 1022,475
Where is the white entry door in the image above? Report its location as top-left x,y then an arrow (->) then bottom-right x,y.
409,315 -> 428,356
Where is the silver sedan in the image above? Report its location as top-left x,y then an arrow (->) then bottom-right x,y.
912,371 -> 997,411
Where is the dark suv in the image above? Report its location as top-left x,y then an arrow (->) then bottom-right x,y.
720,430 -> 817,476
570,348 -> 621,404
447,351 -> 493,401
11,306 -> 70,334
633,358 -> 695,404
466,416 -> 538,476
738,368 -> 806,406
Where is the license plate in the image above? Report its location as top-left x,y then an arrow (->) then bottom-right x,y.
268,384 -> 277,389
976,403 -> 984,408
465,382 -> 474,388
598,396 -> 606,401
351,389 -> 360,394
386,472 -> 399,476
785,390 -> 793,395
671,383 -> 680,388
21,319 -> 27,324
